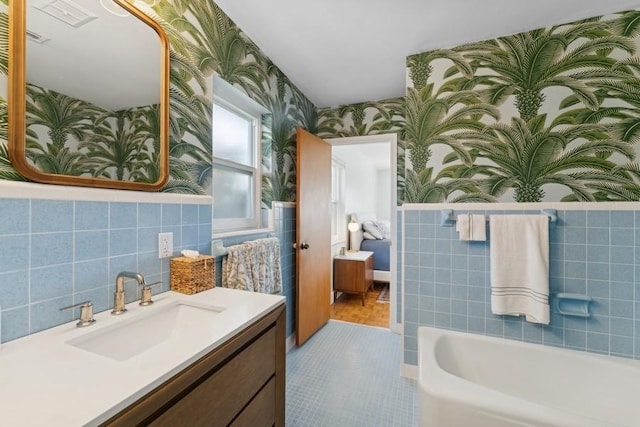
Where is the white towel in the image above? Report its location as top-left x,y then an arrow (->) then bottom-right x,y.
456,214 -> 486,241
489,215 -> 550,324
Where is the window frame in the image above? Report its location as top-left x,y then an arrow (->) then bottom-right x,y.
211,93 -> 262,234
330,157 -> 346,244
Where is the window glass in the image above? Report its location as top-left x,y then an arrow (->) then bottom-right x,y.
212,103 -> 253,166
212,166 -> 253,219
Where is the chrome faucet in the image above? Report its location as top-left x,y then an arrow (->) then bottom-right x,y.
60,301 -> 96,327
112,271 -> 145,315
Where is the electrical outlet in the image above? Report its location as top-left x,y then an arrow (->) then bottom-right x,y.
158,232 -> 173,258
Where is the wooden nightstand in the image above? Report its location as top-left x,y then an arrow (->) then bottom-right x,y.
333,251 -> 374,306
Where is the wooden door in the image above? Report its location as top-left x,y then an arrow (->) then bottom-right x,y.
295,128 -> 331,345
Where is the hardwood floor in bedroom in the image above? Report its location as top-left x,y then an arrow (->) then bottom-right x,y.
330,282 -> 390,328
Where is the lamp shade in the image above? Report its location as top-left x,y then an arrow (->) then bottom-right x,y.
347,217 -> 359,252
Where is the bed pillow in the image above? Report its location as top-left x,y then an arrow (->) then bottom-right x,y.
362,220 -> 383,239
378,220 -> 391,239
362,219 -> 390,240
362,231 -> 377,240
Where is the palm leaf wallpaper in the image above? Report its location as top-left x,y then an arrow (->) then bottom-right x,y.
148,0 -> 316,201
2,2 -> 640,205
405,9 -> 640,203
317,97 -> 407,202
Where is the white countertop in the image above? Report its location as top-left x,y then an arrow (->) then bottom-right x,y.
335,251 -> 373,261
0,288 -> 285,426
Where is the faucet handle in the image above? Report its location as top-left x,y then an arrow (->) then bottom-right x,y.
139,281 -> 161,306
60,301 -> 96,328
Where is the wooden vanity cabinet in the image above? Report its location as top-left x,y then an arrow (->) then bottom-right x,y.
101,303 -> 285,427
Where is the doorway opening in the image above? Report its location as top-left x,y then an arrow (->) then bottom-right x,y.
325,134 -> 399,332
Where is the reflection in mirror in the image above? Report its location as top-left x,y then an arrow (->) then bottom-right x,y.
9,0 -> 169,190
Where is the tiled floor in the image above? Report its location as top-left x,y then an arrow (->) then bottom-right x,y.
286,320 -> 417,426
330,282 -> 391,328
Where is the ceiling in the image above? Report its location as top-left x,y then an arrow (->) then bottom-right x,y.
27,0 -> 159,110
215,0 -> 640,109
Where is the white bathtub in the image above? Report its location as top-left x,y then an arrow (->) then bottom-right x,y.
418,326 -> 640,427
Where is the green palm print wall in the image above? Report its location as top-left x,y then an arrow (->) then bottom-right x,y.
317,98 -> 407,203
151,0 -> 317,201
4,3 -> 640,204
405,9 -> 640,203
0,0 -> 315,203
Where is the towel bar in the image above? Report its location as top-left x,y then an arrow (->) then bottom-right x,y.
211,233 -> 278,258
211,239 -> 228,257
440,209 -> 557,227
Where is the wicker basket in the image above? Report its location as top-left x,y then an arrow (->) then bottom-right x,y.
170,255 -> 215,295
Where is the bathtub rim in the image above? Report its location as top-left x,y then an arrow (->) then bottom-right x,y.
417,326 -> 638,427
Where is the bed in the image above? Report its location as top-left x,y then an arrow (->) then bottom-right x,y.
349,212 -> 391,283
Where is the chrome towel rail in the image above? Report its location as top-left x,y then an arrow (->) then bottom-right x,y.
440,209 -> 557,227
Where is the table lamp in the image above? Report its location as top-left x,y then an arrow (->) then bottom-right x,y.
347,216 -> 359,252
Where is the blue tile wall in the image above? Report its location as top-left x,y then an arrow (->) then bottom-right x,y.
0,197 -> 211,342
279,206 -> 296,337
213,205 -> 296,337
397,209 -> 403,325
403,208 -> 640,365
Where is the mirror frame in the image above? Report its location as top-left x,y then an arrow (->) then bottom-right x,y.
8,0 -> 170,191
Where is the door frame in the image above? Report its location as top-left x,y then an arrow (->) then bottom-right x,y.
325,133 -> 400,334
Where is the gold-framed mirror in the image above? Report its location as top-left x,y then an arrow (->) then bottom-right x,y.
8,0 -> 169,191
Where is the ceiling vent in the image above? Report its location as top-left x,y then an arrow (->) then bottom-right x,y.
26,29 -> 50,44
33,0 -> 97,28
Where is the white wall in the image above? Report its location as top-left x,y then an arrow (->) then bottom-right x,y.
345,152 -> 377,215
375,169 -> 390,221
333,142 -> 390,219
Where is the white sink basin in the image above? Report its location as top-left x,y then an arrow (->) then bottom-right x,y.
67,301 -> 224,361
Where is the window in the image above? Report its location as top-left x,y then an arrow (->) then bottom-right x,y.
331,158 -> 346,243
212,90 -> 263,233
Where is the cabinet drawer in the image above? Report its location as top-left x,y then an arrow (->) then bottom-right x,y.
334,254 -> 373,294
150,327 -> 276,427
334,259 -> 361,292
230,376 -> 275,427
